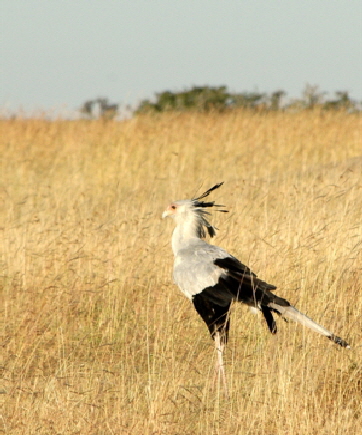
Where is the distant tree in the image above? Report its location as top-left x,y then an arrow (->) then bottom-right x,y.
302,84 -> 325,109
80,100 -> 94,117
135,86 -> 231,113
157,91 -> 177,110
323,91 -> 354,111
80,98 -> 119,119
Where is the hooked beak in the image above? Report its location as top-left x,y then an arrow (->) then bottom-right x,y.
162,209 -> 171,219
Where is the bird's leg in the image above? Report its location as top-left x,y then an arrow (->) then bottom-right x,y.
213,331 -> 229,399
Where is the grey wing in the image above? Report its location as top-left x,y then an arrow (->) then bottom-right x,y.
173,243 -> 230,300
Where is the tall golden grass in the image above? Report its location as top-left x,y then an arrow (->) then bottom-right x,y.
1,111 -> 362,434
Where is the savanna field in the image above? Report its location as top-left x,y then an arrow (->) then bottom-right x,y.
1,110 -> 362,434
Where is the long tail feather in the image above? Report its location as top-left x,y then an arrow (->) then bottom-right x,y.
269,303 -> 350,348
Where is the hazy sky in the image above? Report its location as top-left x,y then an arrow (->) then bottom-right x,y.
1,1 -> 362,115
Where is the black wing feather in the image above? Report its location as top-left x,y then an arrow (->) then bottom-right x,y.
191,256 -> 291,341
214,256 -> 290,334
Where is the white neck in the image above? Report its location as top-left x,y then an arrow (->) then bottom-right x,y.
171,215 -> 200,256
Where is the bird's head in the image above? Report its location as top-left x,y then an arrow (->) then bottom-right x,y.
162,183 -> 228,238
162,200 -> 189,219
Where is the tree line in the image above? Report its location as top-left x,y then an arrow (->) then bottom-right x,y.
135,84 -> 359,114
79,85 -> 360,119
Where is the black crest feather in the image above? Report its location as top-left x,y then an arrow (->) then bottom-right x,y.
193,182 -> 228,211
194,182 -> 224,201
192,182 -> 228,238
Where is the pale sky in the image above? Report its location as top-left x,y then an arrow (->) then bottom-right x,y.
1,1 -> 362,115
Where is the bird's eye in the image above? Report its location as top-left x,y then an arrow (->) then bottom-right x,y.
171,205 -> 176,210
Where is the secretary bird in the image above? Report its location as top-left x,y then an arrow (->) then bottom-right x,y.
162,182 -> 350,396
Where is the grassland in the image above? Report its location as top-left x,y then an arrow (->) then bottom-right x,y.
1,110 -> 362,434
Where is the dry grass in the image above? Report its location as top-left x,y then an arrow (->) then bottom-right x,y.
1,110 -> 362,434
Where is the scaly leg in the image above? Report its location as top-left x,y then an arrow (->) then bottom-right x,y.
213,331 -> 229,399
